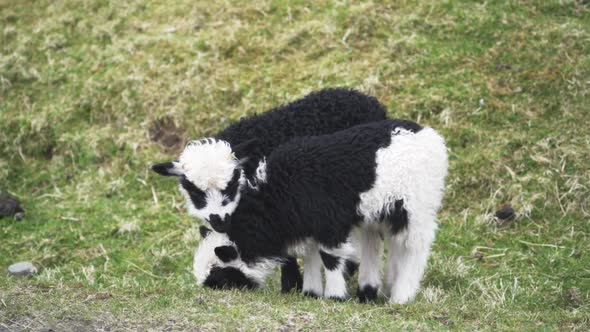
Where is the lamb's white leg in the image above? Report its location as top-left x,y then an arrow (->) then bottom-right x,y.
356,226 -> 383,302
386,212 -> 437,304
319,249 -> 348,300
302,242 -> 323,297
382,236 -> 393,298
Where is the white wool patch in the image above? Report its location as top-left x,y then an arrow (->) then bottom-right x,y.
357,127 -> 448,223
255,158 -> 268,183
287,238 -> 315,257
179,139 -> 238,191
247,159 -> 268,191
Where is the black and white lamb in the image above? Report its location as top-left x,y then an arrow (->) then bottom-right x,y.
196,224 -> 360,292
151,88 -> 386,233
192,119 -> 448,303
151,88 -> 387,292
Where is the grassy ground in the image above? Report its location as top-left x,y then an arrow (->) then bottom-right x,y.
1,0 -> 589,330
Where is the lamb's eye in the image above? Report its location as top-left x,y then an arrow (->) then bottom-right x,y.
222,198 -> 231,206
180,177 -> 207,209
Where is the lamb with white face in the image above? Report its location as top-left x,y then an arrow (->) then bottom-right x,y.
151,138 -> 248,228
193,226 -> 278,289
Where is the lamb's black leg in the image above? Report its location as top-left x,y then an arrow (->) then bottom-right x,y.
280,256 -> 303,293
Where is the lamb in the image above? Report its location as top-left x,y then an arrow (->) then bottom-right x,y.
151,88 -> 387,292
195,224 -> 359,293
151,88 -> 386,232
192,119 -> 448,303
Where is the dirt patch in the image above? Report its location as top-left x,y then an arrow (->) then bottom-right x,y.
0,312 -> 205,332
149,116 -> 185,150
567,288 -> 582,307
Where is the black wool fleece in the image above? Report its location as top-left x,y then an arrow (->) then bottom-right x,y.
216,88 -> 388,178
225,119 -> 423,263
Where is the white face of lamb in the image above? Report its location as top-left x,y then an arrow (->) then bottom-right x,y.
179,177 -> 244,221
173,139 -> 246,224
193,229 -> 278,289
193,230 -> 233,285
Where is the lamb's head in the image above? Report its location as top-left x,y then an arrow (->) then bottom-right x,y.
151,138 -> 257,230
193,226 -> 277,290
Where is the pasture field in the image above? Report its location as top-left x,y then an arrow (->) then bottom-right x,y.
1,0 -> 589,330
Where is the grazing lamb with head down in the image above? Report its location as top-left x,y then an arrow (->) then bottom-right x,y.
151,88 -> 387,292
194,119 -> 448,303
194,224 -> 359,292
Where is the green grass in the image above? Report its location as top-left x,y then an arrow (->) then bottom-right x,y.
1,0 -> 589,330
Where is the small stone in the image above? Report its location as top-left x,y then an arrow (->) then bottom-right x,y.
13,212 -> 24,221
8,261 -> 37,277
495,205 -> 515,221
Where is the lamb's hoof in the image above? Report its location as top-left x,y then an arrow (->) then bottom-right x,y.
281,282 -> 302,294
327,296 -> 347,302
357,285 -> 378,303
389,292 -> 413,305
303,290 -> 321,298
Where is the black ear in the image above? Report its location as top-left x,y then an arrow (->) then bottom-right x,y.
199,225 -> 212,238
151,161 -> 183,176
232,138 -> 260,160
209,214 -> 232,233
215,245 -> 238,263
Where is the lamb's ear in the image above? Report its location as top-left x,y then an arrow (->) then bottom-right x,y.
151,161 -> 183,176
209,214 -> 232,233
199,225 -> 212,238
232,138 -> 260,160
214,245 -> 238,263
